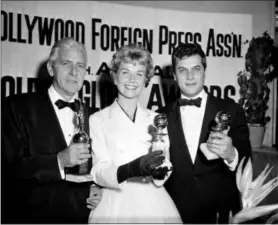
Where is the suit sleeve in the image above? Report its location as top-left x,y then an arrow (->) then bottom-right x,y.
156,106 -> 166,114
1,97 -> 62,184
229,104 -> 252,163
89,114 -> 124,189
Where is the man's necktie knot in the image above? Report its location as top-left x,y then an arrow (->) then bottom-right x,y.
178,97 -> 202,108
55,99 -> 80,112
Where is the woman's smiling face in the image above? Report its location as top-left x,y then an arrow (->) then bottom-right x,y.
113,61 -> 147,100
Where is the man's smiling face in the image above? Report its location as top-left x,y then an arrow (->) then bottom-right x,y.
174,54 -> 205,98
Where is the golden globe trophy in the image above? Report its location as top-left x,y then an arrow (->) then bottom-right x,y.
200,111 -> 232,160
152,114 -> 168,156
72,101 -> 91,175
211,111 -> 232,134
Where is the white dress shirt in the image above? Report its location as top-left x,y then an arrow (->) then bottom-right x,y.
48,85 -> 78,178
180,90 -> 207,164
179,89 -> 238,170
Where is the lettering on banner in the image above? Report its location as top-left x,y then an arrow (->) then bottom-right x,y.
206,28 -> 243,58
158,25 -> 202,55
1,75 -> 237,111
91,18 -> 153,52
1,8 -> 246,111
1,10 -> 85,45
1,10 -> 244,59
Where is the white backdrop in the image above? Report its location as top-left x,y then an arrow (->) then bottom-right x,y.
1,1 -> 252,111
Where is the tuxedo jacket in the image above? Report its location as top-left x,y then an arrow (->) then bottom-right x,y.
157,94 -> 252,224
1,91 -> 95,224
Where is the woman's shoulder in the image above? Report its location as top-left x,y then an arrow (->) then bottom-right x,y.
143,107 -> 158,117
89,105 -> 111,121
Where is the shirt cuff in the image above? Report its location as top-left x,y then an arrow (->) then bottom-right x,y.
57,156 -> 66,180
224,147 -> 238,171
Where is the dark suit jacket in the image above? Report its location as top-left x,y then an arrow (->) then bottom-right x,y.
157,94 -> 252,224
1,91 -> 95,224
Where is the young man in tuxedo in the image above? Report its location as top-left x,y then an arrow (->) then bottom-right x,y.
1,37 -> 101,223
157,43 -> 252,224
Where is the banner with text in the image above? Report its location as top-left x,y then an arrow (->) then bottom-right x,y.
1,1 -> 252,111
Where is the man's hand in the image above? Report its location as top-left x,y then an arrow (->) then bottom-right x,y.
57,143 -> 91,168
207,132 -> 235,163
86,185 -> 103,210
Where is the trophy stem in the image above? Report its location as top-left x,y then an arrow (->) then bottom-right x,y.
71,101 -> 91,175
152,114 -> 168,157
78,160 -> 90,175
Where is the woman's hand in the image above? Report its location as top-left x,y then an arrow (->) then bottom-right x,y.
86,184 -> 103,210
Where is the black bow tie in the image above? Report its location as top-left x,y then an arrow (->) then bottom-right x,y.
55,99 -> 80,112
178,97 -> 202,108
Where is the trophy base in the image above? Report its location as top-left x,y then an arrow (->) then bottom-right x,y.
65,174 -> 94,183
66,159 -> 92,175
77,163 -> 90,175
65,162 -> 93,183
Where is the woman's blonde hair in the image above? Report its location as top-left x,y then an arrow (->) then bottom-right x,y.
110,43 -> 154,86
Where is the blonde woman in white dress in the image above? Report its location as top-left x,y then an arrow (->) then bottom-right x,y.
88,43 -> 182,223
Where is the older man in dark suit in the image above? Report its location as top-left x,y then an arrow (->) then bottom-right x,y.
158,43 -> 252,224
1,37 -> 101,223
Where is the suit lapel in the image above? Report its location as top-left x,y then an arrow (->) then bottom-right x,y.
168,102 -> 193,166
39,92 -> 67,152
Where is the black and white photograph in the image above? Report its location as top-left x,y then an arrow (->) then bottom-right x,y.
1,1 -> 278,224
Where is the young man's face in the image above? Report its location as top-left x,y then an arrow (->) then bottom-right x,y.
48,46 -> 87,99
174,54 -> 205,98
